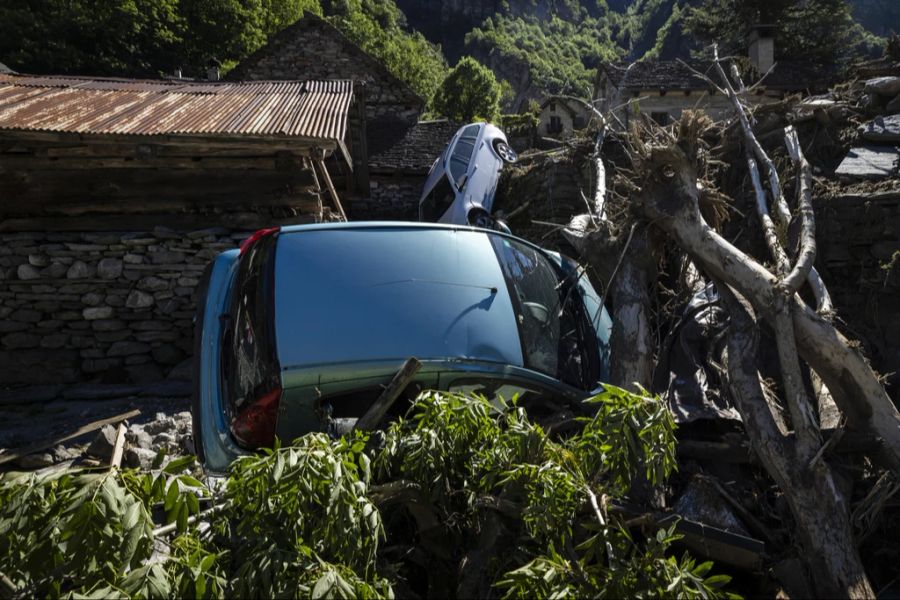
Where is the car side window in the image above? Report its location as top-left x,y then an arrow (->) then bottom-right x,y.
448,125 -> 481,187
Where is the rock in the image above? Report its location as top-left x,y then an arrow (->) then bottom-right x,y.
865,76 -> 900,97
137,276 -> 169,292
43,263 -> 68,279
107,341 -> 151,357
167,358 -> 193,381
888,94 -> 900,114
17,453 -> 56,469
91,319 -> 126,332
835,145 -> 899,179
10,309 -> 41,322
81,358 -> 124,373
28,254 -> 50,267
152,226 -> 181,240
0,321 -> 28,333
97,258 -> 123,279
61,383 -> 140,400
126,363 -> 163,383
123,253 -> 144,264
150,250 -> 186,264
82,306 -> 113,320
125,447 -> 159,470
859,115 -> 900,143
126,289 -> 154,309
17,264 -> 40,280
2,333 -> 40,349
152,344 -> 184,365
126,425 -> 154,450
40,333 -> 69,349
86,424 -> 118,459
66,261 -> 93,279
144,417 -> 176,436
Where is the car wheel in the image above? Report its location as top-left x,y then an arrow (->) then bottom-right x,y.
493,139 -> 518,164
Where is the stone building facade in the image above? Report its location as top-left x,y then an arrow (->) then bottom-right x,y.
227,13 -> 423,135
0,73 -> 352,388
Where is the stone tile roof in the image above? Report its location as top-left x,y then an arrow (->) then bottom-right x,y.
368,119 -> 460,174
599,60 -> 831,93
228,12 -> 423,109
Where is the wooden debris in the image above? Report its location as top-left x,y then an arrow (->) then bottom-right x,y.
109,423 -> 127,471
355,358 -> 422,431
0,408 -> 140,466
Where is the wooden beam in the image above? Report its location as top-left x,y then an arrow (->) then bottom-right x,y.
355,358 -> 422,431
315,159 -> 347,221
109,423 -> 127,471
0,408 -> 140,466
0,155 -> 285,170
0,212 -> 320,232
0,129 -> 336,153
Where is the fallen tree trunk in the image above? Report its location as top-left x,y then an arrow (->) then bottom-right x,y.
717,283 -> 874,598
633,144 -> 900,472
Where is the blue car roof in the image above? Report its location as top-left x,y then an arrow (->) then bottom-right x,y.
272,224 -> 525,374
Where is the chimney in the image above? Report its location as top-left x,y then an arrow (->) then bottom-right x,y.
206,58 -> 221,82
749,25 -> 775,73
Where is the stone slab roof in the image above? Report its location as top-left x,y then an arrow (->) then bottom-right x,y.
368,119 -> 460,174
835,145 -> 900,179
599,60 -> 831,93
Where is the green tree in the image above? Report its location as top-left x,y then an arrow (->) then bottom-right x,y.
323,0 -> 447,103
683,0 -> 882,71
431,56 -> 503,122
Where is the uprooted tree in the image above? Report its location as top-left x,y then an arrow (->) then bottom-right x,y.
561,48 -> 899,598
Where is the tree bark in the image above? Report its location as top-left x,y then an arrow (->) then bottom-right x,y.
632,145 -> 900,471
717,283 -> 874,598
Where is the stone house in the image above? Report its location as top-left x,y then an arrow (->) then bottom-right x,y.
0,72 -> 354,387
352,119 -> 460,220
537,96 -> 589,139
227,12 -> 427,197
595,27 -> 829,126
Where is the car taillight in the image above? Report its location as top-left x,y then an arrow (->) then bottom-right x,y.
239,227 -> 279,256
231,387 -> 281,449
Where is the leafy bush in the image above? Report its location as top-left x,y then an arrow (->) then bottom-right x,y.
0,387 -> 735,598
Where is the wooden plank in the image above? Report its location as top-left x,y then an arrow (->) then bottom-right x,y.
0,129 -> 337,153
0,212 -> 320,232
109,423 -> 127,471
0,408 -> 140,466
0,155 -> 283,170
315,159 -> 347,221
355,358 -> 422,431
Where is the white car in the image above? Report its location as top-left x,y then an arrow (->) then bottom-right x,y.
418,122 -> 518,229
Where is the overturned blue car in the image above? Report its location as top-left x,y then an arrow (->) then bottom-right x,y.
193,222 -> 612,474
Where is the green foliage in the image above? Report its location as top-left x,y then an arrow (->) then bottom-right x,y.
431,57 -> 503,122
0,388 -> 733,599
323,0 -> 447,103
465,14 -> 621,99
683,0 -> 883,71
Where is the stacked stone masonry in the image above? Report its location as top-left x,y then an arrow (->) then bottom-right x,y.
0,227 -> 249,385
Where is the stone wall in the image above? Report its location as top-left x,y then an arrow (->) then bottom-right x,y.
0,226 -> 264,386
349,176 -> 424,221
815,191 -> 900,397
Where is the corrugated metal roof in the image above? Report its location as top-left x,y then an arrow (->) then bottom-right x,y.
0,73 -> 353,143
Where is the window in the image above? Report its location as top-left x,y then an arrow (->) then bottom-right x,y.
448,124 -> 480,187
420,173 -> 456,221
488,236 -> 600,388
548,115 -> 563,134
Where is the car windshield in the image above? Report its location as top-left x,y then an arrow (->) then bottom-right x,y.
488,236 -> 600,389
420,172 -> 456,221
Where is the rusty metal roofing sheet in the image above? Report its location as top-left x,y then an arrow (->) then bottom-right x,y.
0,73 -> 353,143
